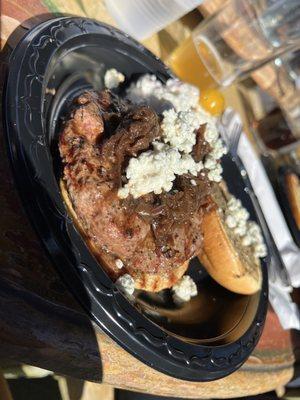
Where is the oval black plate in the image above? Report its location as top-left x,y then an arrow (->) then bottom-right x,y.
4,17 -> 268,381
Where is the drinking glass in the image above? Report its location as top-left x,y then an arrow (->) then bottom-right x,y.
168,35 -> 217,91
105,0 -> 203,41
275,48 -> 300,137
193,0 -> 300,86
241,48 -> 300,154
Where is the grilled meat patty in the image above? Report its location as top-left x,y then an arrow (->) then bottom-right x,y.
59,90 -> 207,286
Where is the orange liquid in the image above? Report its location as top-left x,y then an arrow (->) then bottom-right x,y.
168,36 -> 225,116
168,36 -> 217,92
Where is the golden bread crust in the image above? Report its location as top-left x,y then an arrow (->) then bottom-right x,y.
199,201 -> 262,295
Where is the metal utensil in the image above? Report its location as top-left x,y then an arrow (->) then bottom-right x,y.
219,111 -> 290,286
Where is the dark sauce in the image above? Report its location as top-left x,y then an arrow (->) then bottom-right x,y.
255,108 -> 296,150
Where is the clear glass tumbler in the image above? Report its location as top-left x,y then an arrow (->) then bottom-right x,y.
275,48 -> 300,137
193,0 -> 300,86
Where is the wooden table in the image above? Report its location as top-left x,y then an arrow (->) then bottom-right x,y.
0,0 -> 297,397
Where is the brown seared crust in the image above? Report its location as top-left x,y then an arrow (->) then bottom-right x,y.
60,180 -> 188,292
198,184 -> 262,295
286,172 -> 300,229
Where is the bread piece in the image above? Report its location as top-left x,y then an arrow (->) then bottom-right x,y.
199,183 -> 263,295
133,261 -> 189,292
60,180 -> 189,292
285,172 -> 300,230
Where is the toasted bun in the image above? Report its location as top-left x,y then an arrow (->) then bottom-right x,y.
198,184 -> 262,295
60,180 -> 189,292
134,261 -> 189,292
286,172 -> 300,229
199,208 -> 262,295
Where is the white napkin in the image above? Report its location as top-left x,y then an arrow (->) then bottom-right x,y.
224,108 -> 300,329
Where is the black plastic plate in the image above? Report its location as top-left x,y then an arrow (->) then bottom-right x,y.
4,17 -> 268,381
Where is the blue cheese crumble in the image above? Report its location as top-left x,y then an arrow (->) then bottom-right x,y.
119,74 -> 227,198
224,195 -> 267,259
104,68 -> 125,89
172,275 -> 198,304
116,273 -> 135,296
161,109 -> 202,153
118,142 -> 203,199
115,258 -> 124,269
127,74 -> 199,112
160,79 -> 199,112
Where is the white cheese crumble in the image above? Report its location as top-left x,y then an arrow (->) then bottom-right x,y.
116,273 -> 135,295
210,138 -> 227,160
115,259 -> 124,269
195,106 -> 219,145
204,156 -> 217,170
127,74 -> 199,112
224,195 -> 267,259
202,132 -> 227,183
126,74 -> 162,102
119,74 -> 227,198
207,163 -> 223,183
104,68 -> 125,89
160,79 -> 199,112
161,109 -> 202,153
204,124 -> 218,144
118,142 -> 203,199
172,275 -> 198,305
204,156 -> 223,183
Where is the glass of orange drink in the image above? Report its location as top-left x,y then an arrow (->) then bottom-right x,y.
168,0 -> 300,116
168,35 -> 225,116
